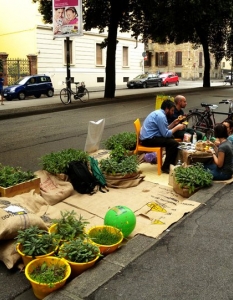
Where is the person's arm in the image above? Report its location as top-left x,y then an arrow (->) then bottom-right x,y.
212,151 -> 225,168
171,123 -> 185,134
168,119 -> 180,129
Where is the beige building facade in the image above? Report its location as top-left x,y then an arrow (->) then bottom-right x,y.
0,0 -> 144,89
144,42 -> 222,79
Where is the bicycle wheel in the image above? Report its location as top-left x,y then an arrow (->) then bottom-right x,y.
186,112 -> 210,134
79,88 -> 89,103
60,88 -> 71,105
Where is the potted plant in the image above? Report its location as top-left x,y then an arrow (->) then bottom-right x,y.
99,144 -> 139,176
39,148 -> 89,175
58,238 -> 101,277
103,132 -> 136,151
99,144 -> 141,188
15,226 -> 59,266
0,164 -> 40,197
48,210 -> 88,242
25,256 -> 71,299
87,225 -> 124,255
173,162 -> 213,197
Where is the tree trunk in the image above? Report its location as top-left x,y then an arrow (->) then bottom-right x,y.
104,4 -> 120,98
202,40 -> 211,87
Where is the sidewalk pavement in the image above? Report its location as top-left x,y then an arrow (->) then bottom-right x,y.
2,83 -> 233,300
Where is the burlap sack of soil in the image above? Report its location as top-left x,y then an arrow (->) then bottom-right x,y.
104,172 -> 145,188
34,170 -> 74,205
0,190 -> 48,240
0,240 -> 21,269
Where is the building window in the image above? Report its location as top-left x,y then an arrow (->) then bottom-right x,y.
199,52 -> 203,67
144,52 -> 152,67
123,77 -> 129,82
222,62 -> 225,68
123,46 -> 128,67
175,51 -> 182,66
64,40 -> 73,64
155,52 -> 168,66
97,77 -> 104,82
96,44 -> 103,65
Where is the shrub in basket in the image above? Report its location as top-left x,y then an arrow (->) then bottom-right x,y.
39,148 -> 89,175
103,132 -> 136,151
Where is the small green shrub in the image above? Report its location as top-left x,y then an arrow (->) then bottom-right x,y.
99,144 -> 139,175
174,163 -> 213,193
39,148 -> 89,174
103,132 -> 136,151
0,164 -> 35,188
59,239 -> 100,263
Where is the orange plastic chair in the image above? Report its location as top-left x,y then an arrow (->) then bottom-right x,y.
134,119 -> 163,175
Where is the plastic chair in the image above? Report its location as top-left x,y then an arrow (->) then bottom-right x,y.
134,119 -> 163,175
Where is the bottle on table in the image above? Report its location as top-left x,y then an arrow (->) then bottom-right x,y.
192,130 -> 197,144
176,159 -> 182,166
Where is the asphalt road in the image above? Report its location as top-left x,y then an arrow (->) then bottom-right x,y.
0,80 -> 233,300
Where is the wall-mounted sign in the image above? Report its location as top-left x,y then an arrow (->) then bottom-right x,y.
53,0 -> 83,38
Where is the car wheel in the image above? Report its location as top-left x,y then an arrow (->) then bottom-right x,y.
165,82 -> 169,86
157,82 -> 162,87
176,81 -> 179,86
47,89 -> 54,97
142,83 -> 147,88
18,92 -> 26,100
34,94 -> 41,98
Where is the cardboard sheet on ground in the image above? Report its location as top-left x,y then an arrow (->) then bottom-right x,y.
63,180 -> 200,239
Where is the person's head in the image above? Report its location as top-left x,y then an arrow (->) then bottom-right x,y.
161,99 -> 176,117
174,95 -> 187,109
66,7 -> 78,20
55,8 -> 64,19
214,123 -> 229,139
223,119 -> 233,136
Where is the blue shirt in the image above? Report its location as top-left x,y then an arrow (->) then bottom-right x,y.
140,109 -> 173,140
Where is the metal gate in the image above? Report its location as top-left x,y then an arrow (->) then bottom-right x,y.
6,58 -> 30,85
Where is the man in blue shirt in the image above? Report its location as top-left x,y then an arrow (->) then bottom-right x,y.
140,100 -> 185,173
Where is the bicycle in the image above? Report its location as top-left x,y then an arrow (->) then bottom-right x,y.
185,99 -> 233,138
60,81 -> 89,105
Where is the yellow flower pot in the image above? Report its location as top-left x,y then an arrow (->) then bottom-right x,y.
66,255 -> 99,278
16,243 -> 57,267
87,225 -> 123,255
25,256 -> 71,300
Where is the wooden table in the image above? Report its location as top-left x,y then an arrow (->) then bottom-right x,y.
178,149 -> 213,165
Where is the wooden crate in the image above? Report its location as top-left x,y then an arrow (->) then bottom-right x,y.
0,177 -> 40,198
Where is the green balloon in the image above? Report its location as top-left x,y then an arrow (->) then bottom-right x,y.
104,205 -> 136,238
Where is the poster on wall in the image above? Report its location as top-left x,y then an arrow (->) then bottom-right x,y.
53,0 -> 83,38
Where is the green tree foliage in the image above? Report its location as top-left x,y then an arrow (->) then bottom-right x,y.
33,0 -> 233,90
132,0 -> 233,87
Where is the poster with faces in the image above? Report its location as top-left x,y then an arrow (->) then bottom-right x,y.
53,0 -> 82,37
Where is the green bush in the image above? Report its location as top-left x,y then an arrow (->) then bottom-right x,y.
103,132 -> 136,151
39,148 -> 89,174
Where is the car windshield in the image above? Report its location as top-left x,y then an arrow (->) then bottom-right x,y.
134,74 -> 148,79
13,77 -> 30,85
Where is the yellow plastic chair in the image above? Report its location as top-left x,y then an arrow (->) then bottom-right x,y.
134,119 -> 163,175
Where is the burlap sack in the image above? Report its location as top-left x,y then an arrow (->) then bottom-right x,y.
0,240 -> 21,269
34,170 -> 74,205
0,190 -> 49,240
105,172 -> 145,188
